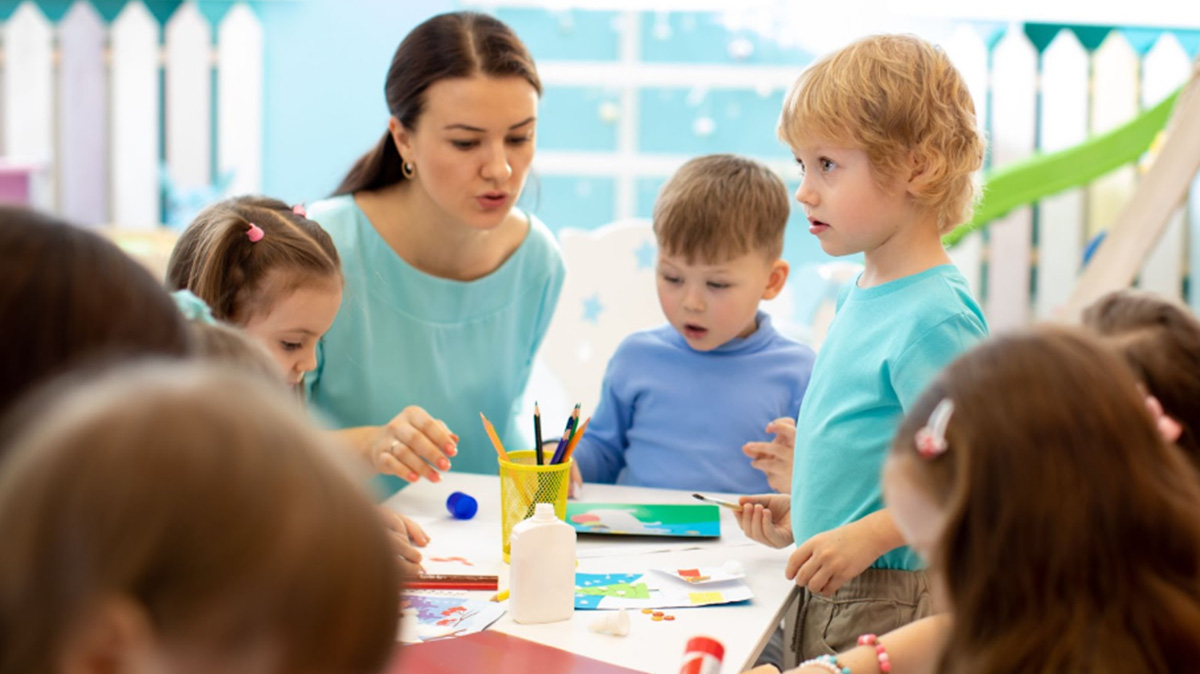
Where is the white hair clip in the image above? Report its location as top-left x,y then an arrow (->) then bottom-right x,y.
915,399 -> 954,459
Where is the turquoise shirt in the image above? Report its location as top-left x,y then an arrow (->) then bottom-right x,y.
305,195 -> 565,493
790,265 -> 987,570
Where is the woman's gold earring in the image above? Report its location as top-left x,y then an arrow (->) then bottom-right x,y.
402,161 -> 415,179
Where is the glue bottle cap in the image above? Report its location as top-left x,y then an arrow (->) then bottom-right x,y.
446,491 -> 478,520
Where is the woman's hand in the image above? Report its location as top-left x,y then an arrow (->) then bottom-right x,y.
371,406 -> 458,483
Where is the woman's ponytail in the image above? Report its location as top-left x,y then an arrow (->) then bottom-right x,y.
333,131 -> 407,196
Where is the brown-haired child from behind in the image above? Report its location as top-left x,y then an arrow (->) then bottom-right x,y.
883,327 -> 1200,674
189,319 -> 287,386
1082,288 -> 1200,467
0,206 -> 190,428
0,363 -> 401,674
755,294 -> 1200,674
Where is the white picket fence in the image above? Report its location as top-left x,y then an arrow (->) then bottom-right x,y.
532,20 -> 1200,329
942,26 -> 1198,328
0,0 -> 262,228
2,3 -> 1197,326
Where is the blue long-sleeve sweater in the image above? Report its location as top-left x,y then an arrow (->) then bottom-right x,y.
573,311 -> 815,493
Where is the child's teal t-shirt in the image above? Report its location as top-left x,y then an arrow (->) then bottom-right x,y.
790,264 -> 987,570
304,195 -> 565,493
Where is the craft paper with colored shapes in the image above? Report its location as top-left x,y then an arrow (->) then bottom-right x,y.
398,594 -> 506,643
666,560 -> 745,585
566,503 -> 720,538
574,567 -> 752,610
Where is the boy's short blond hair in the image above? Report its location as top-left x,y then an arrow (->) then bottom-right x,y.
778,34 -> 985,233
653,154 -> 790,263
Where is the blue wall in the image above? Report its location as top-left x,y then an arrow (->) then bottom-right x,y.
256,0 -> 454,203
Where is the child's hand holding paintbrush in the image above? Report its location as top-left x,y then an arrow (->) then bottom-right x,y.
691,493 -> 744,513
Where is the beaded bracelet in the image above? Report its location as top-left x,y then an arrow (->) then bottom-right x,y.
800,654 -> 850,674
857,634 -> 892,673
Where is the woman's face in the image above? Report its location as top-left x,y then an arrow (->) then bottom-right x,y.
392,75 -> 538,230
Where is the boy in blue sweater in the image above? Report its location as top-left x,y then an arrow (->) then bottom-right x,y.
736,34 -> 988,662
571,154 -> 815,494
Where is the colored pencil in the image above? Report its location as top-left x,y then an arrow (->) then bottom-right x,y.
559,417 -> 590,464
409,573 -> 499,591
490,589 -> 510,602
549,404 -> 580,464
534,402 -> 544,465
479,412 -> 510,462
548,405 -> 578,464
691,493 -> 744,513
565,403 -> 581,443
547,426 -> 571,465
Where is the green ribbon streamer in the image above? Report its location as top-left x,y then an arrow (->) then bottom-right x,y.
945,86 -> 1182,247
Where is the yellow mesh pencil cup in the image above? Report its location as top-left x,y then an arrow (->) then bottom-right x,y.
498,450 -> 571,563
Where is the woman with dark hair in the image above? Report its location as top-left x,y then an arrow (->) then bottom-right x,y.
306,11 -> 564,492
0,206 -> 191,431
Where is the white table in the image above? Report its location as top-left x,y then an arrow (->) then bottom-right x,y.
385,473 -> 797,674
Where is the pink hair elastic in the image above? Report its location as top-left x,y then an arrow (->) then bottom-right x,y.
915,399 -> 954,459
292,203 -> 307,217
246,222 -> 265,243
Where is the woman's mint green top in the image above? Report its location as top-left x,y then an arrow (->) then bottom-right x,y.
305,195 -> 565,493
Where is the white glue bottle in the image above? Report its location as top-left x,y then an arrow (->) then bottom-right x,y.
509,502 -> 576,624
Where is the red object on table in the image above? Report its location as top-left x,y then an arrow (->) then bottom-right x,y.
406,573 -> 498,591
389,630 -> 646,673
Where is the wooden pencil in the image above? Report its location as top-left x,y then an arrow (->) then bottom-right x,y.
479,412 -> 510,462
534,402 -> 544,465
